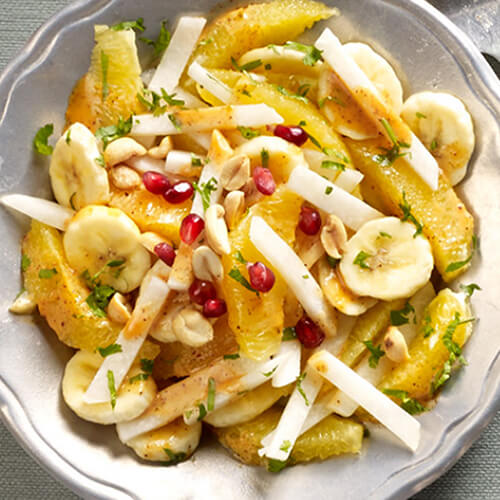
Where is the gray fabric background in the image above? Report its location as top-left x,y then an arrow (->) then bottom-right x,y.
0,1 -> 498,499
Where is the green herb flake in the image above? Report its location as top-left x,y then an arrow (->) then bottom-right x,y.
297,83 -> 311,97
460,283 -> 481,297
95,115 -> 133,150
267,458 -> 288,473
129,373 -> 150,383
422,314 -> 434,338
416,112 -> 427,119
97,343 -> 122,357
321,160 -> 346,171
65,129 -> 72,145
163,448 -> 187,464
276,85 -> 309,103
319,95 -> 345,108
231,57 -> 263,72
33,124 -> 54,155
140,20 -> 171,59
445,236 -> 477,273
168,113 -> 182,131
237,126 -> 260,139
383,389 -> 427,415
111,18 -> 145,32
198,37 -> 213,47
296,372 -> 309,406
280,440 -> 292,453
141,358 -> 154,374
390,301 -> 416,326
193,176 -> 218,211
39,268 -> 57,279
263,366 -> 278,378
228,268 -> 259,295
207,377 -> 216,412
86,284 -> 115,317
100,51 -> 109,101
197,403 -> 207,421
234,251 -> 247,264
184,409 -> 193,420
363,340 -> 385,368
191,154 -> 203,167
282,327 -> 297,341
107,370 -> 117,409
68,192 -> 77,210
374,118 -> 410,166
325,186 -> 333,195
430,139 -> 438,151
223,353 -> 240,360
265,63 -> 272,70
261,148 -> 270,168
378,231 -> 392,239
353,251 -> 371,270
284,41 -> 323,66
399,191 -> 424,237
326,255 -> 340,269
21,255 -> 31,272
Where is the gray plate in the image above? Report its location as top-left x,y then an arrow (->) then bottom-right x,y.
0,1 -> 499,499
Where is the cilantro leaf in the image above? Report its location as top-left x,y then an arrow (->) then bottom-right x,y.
168,113 -> 182,131
207,377 -> 216,412
140,20 -> 171,59
21,255 -> 31,272
399,191 -> 424,237
234,251 -> 248,264
261,148 -> 269,168
263,366 -> 278,377
353,251 -> 371,269
107,370 -> 117,409
282,327 -> 297,341
321,160 -> 346,171
141,358 -> 154,374
86,285 -> 115,317
111,18 -> 145,32
267,458 -> 288,472
460,283 -> 481,297
163,448 -> 187,464
39,268 -> 57,279
296,372 -> 309,406
363,340 -> 385,368
374,118 -> 410,166
33,124 -> 54,155
383,389 -> 427,415
97,343 -> 122,357
228,268 -> 259,295
231,57 -> 263,72
285,41 -> 323,66
95,116 -> 133,149
101,51 -> 109,101
223,353 -> 240,360
276,85 -> 309,103
326,255 -> 340,268
197,403 -> 207,421
280,440 -> 292,452
238,126 -> 260,139
422,314 -> 434,338
193,176 -> 218,211
390,301 -> 416,326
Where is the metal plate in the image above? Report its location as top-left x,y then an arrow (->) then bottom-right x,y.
0,1 -> 499,499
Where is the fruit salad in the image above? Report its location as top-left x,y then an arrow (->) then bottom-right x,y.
3,0 -> 479,470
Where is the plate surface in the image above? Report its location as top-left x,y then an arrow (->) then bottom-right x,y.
0,1 -> 499,499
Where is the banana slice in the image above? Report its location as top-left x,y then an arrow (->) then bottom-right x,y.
49,123 -> 110,210
62,350 -> 157,425
401,91 -> 475,185
339,217 -> 433,301
122,418 -> 202,462
317,257 -> 377,316
63,205 -> 151,293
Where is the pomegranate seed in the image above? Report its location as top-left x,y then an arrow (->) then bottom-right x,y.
248,262 -> 275,293
154,242 -> 176,266
180,214 -> 204,245
189,279 -> 217,305
143,171 -> 170,194
274,125 -> 308,147
295,316 -> 325,348
299,206 -> 322,235
203,298 -> 227,318
163,181 -> 194,204
253,167 -> 276,196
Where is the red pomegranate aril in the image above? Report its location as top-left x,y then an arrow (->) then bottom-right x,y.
163,181 -> 194,204
295,316 -> 325,348
189,279 -> 217,305
154,242 -> 176,266
253,167 -> 276,196
180,214 -> 205,245
203,298 -> 227,318
299,206 -> 322,235
274,125 -> 308,147
248,261 -> 275,293
143,171 -> 170,194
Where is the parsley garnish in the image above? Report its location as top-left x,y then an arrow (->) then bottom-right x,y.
263,366 -> 278,377
422,314 -> 434,338
95,154 -> 105,167
325,186 -> 333,195
399,191 -> 423,237
39,268 -> 57,279
21,255 -> 31,272
223,353 -> 240,360
228,268 -> 259,295
374,118 -> 410,166
86,285 -> 115,317
265,63 -> 272,70
97,343 -> 122,357
107,370 -> 117,410
65,129 -> 71,145
383,389 -> 427,415
302,274 -> 309,279
160,88 -> 184,107
445,236 -> 478,273
280,440 -> 292,452
197,403 -> 207,421
234,251 -> 248,264
363,340 -> 385,368
193,176 -> 218,211
191,153 -> 203,167
168,113 -> 182,131
297,83 -> 311,97
100,51 -> 109,101
390,301 -> 416,326
321,160 -> 346,171
95,115 -> 133,149
231,57 -> 262,72
163,448 -> 187,464
33,124 -> 54,155
140,20 -> 171,59
318,95 -> 345,108
198,37 -> 213,47
261,148 -> 269,168
296,372 -> 309,406
416,112 -> 427,119
238,126 -> 260,139
282,327 -> 297,341
284,41 -> 323,66
276,85 -> 309,103
430,139 -> 438,151
378,231 -> 392,239
460,283 -> 481,297
111,18 -> 145,32
129,358 -> 155,383
267,458 -> 288,472
353,251 -> 371,269
207,377 -> 216,411
69,192 -> 77,210
326,255 -> 340,268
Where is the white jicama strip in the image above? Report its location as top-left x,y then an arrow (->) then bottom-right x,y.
287,166 -> 382,230
260,369 -> 323,460
83,261 -> 171,404
148,17 -> 207,93
165,150 -> 204,176
188,132 -> 212,151
249,216 -> 335,336
328,282 -> 436,417
131,104 -> 284,136
272,340 -> 302,388
188,62 -> 233,104
335,169 -> 365,193
1,194 -> 74,231
308,350 -> 421,451
172,87 -> 206,109
190,162 -> 224,218
315,28 -> 439,191
126,155 -> 166,174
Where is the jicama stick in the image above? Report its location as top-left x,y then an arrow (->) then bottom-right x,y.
272,340 -> 301,388
188,62 -> 233,104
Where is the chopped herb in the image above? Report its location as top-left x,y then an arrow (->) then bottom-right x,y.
97,343 -> 122,357
296,372 -> 309,406
231,57 -> 263,72
15,287 -> 26,300
137,89 -> 165,115
378,231 -> 392,239
390,301 -> 416,326
276,85 -> 309,103
163,448 -> 187,464
69,192 -> 77,210
383,389 -> 427,415
326,255 -> 340,268
374,118 -> 410,166
399,191 -> 424,237
443,312 -> 474,358
140,20 -> 171,59
33,124 -> 54,155
101,51 -> 109,100
86,285 -> 115,317
161,88 -> 184,107
324,186 -> 333,195
353,251 -> 371,270
129,373 -> 150,383
431,356 -> 454,393
191,153 -> 203,167
107,259 -> 125,268
238,126 -> 260,139
241,89 -> 252,97
223,353 -> 240,360
321,160 -> 346,171
267,44 -> 280,55
21,255 -> 31,272
65,129 -> 71,145
193,176 -> 218,211
234,251 -> 247,264
265,63 -> 272,70
302,274 -> 309,279
297,83 -> 311,97
228,268 -> 259,295
168,113 -> 182,131
141,358 -> 154,374
422,314 -> 434,338
107,370 -> 117,409
282,327 -> 297,341
197,403 -> 207,421
95,154 -> 105,167
261,148 -> 269,168
39,268 -> 57,279
111,18 -> 145,32
430,139 -> 438,151
460,283 -> 481,297
263,366 -> 278,377
416,112 -> 427,119
445,236 -> 477,273
285,41 -> 323,66
267,458 -> 288,472
363,340 -> 385,368
95,115 -> 133,149
184,409 -> 193,420
198,37 -> 213,46
318,95 -> 345,108
280,440 -> 292,452
206,377 -> 216,412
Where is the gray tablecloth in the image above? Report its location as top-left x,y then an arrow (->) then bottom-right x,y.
0,1 -> 498,499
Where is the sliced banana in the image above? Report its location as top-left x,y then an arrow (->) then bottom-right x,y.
339,217 -> 434,301
317,257 -> 377,316
122,418 -> 202,462
62,350 -> 157,425
401,91 -> 475,185
63,205 -> 151,293
49,123 -> 110,210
